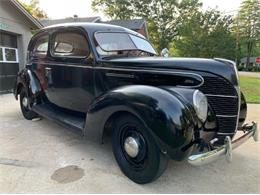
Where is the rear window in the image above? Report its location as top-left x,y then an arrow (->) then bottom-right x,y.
33,35 -> 49,57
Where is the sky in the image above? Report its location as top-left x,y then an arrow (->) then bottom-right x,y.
20,0 -> 243,20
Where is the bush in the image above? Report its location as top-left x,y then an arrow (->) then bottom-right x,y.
255,66 -> 260,72
237,65 -> 260,72
238,65 -> 245,71
247,66 -> 254,71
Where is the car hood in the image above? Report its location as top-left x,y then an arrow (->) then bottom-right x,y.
100,57 -> 238,86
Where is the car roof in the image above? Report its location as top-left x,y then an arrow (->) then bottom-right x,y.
41,22 -> 145,38
28,22 -> 147,51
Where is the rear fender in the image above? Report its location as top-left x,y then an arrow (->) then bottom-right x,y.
14,68 -> 42,100
85,85 -> 196,160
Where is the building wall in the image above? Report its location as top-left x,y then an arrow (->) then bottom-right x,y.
0,0 -> 36,69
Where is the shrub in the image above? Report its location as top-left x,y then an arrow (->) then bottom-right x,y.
238,65 -> 245,71
237,65 -> 260,72
247,66 -> 254,71
255,66 -> 260,72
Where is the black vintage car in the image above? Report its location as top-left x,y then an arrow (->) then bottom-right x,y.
14,23 -> 258,184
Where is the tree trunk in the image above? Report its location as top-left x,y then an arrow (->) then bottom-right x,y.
246,41 -> 253,67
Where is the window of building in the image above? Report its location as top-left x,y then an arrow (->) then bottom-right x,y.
5,48 -> 17,61
52,31 -> 90,58
0,32 -> 17,48
0,48 -> 3,61
0,46 -> 18,63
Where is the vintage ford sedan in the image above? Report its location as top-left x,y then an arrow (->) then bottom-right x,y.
14,23 -> 258,184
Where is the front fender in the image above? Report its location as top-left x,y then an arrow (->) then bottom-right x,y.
238,91 -> 247,128
14,68 -> 42,99
85,85 -> 196,160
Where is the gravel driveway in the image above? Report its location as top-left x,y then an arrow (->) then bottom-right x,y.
0,94 -> 259,193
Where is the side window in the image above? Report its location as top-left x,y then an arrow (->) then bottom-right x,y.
52,31 -> 90,58
33,35 -> 49,57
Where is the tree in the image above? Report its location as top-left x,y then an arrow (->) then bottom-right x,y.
92,0 -> 202,51
20,0 -> 47,19
92,0 -> 133,20
171,9 -> 236,59
236,0 -> 260,66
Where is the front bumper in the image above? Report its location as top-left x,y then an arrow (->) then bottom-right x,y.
188,122 -> 258,166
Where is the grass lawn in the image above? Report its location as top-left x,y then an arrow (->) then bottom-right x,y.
240,76 -> 260,104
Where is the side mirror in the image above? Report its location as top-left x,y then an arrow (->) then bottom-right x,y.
161,48 -> 169,57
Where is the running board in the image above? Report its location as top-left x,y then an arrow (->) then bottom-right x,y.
32,103 -> 85,133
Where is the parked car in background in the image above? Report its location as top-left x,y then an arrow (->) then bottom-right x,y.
14,23 -> 258,184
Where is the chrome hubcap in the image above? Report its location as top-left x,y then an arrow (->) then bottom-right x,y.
22,97 -> 28,108
124,136 -> 139,158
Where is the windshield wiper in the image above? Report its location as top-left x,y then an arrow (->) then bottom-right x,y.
100,50 -> 156,60
101,55 -> 129,60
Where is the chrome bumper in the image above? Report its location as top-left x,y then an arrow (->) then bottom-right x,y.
188,122 -> 258,166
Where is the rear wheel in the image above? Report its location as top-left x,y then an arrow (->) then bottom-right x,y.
20,87 -> 38,120
112,114 -> 168,184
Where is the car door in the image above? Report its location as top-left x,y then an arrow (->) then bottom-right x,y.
44,28 -> 95,113
28,31 -> 50,92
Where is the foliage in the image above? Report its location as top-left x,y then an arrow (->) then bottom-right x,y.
92,0 -> 202,51
235,0 -> 260,66
92,0 -> 260,63
92,0 -> 133,20
20,0 -> 47,19
240,76 -> 260,103
238,65 -> 260,72
170,9 -> 236,59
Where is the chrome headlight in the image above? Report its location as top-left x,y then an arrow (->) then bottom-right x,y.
193,90 -> 208,122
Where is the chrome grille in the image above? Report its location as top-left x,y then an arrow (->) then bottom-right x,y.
207,96 -> 238,116
216,116 -> 238,134
200,76 -> 237,96
198,74 -> 239,143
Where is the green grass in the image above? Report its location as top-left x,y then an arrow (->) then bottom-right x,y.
240,76 -> 260,104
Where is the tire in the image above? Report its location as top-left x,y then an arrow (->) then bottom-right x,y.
20,87 -> 38,120
112,114 -> 168,184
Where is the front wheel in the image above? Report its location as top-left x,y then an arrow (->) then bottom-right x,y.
112,114 -> 168,184
20,87 -> 38,120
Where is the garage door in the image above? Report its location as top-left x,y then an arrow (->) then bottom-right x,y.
0,32 -> 19,94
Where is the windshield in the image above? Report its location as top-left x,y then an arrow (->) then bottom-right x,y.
95,32 -> 157,57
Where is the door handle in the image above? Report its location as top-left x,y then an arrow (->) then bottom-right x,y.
45,67 -> 52,75
45,67 -> 52,71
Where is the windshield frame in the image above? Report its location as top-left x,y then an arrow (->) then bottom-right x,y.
94,31 -> 157,57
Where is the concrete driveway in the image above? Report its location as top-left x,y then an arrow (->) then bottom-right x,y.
239,71 -> 260,78
0,94 -> 260,193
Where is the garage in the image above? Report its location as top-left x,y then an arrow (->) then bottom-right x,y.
0,0 -> 42,94
0,32 -> 19,93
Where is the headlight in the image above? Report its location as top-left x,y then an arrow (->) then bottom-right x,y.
193,90 -> 208,122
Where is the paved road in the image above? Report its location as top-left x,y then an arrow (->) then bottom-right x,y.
0,94 -> 259,193
239,71 -> 260,78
